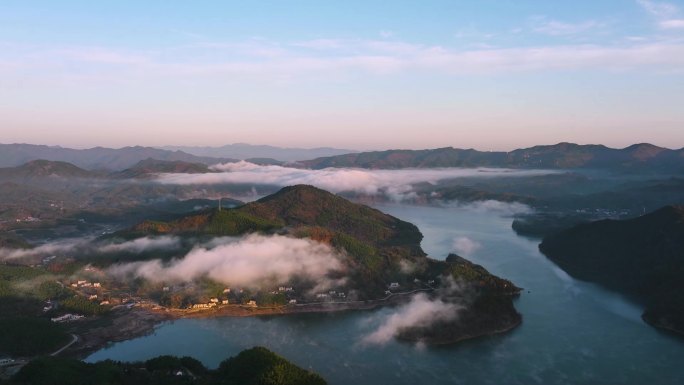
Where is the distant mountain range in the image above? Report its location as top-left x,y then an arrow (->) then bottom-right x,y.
0,143 -> 236,170
3,142 -> 684,173
159,143 -> 355,162
0,159 -> 214,182
301,143 -> 684,173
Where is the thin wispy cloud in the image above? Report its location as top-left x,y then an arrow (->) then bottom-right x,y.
0,236 -> 182,261
531,17 -> 604,36
3,33 -> 684,86
379,30 -> 395,38
638,0 -> 684,29
639,0 -> 678,19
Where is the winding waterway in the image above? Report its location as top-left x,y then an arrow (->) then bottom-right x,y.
87,203 -> 684,384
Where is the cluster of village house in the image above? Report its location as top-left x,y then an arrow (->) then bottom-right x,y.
69,280 -> 111,305
186,278 -> 439,310
187,285 -> 353,309
315,290 -> 346,300
43,272 -> 130,323
51,273 -> 440,319
189,286 -> 297,309
189,287 -> 232,309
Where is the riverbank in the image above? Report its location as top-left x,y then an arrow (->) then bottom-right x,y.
66,307 -> 174,359
163,289 -> 434,319
66,291 -> 424,359
68,288 -> 525,359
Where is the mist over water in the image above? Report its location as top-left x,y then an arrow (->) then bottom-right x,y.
87,203 -> 684,385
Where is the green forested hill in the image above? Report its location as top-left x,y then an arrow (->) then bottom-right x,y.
6,347 -> 326,385
540,206 -> 684,335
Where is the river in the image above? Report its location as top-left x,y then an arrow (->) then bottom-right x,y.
86,203 -> 684,384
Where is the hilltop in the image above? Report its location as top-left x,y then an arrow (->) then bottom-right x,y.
129,185 -> 426,284
540,206 -> 684,335
0,160 -> 97,180
115,159 -> 210,179
126,185 -> 521,344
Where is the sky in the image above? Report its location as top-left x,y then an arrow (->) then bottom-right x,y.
0,0 -> 683,151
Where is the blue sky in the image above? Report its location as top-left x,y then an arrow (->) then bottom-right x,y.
1,0 -> 683,150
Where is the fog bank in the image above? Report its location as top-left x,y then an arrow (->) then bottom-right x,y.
108,234 -> 346,290
155,161 -> 556,200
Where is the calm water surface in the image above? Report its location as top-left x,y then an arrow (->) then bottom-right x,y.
87,203 -> 684,384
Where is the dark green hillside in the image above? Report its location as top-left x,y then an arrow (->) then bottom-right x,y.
243,185 -> 423,247
0,265 -> 72,356
396,254 -> 521,344
217,347 -> 326,385
0,233 -> 31,249
130,185 -> 423,251
540,206 -> 684,335
7,347 -> 326,385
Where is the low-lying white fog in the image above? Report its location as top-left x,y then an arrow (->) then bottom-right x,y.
108,234 -> 346,292
154,162 -> 557,200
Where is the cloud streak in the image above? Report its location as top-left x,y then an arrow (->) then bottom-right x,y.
97,236 -> 181,254
108,234 -> 345,290
0,238 -> 90,261
0,236 -> 182,261
3,35 -> 684,86
154,161 -> 555,200
531,17 -> 604,36
361,292 -> 462,345
453,200 -> 534,216
638,0 -> 684,29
